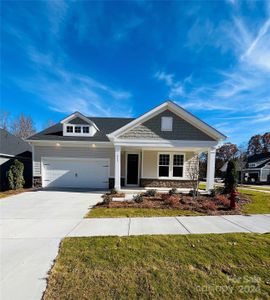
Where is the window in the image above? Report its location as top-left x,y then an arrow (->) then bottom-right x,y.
173,154 -> 184,177
159,154 -> 170,177
75,126 -> 81,133
66,126 -> 73,133
83,126 -> 89,133
158,153 -> 184,178
161,117 -> 173,131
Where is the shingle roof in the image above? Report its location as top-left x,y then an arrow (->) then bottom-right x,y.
0,129 -> 32,157
27,117 -> 135,142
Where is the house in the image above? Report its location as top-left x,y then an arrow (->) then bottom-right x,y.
27,101 -> 226,191
242,153 -> 270,184
0,129 -> 32,190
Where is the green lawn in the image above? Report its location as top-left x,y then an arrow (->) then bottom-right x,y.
44,234 -> 270,300
241,185 -> 270,192
239,189 -> 270,214
86,207 -> 201,218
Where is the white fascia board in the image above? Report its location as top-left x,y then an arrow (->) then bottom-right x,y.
108,100 -> 226,141
113,139 -> 218,149
60,112 -> 99,131
27,140 -> 113,148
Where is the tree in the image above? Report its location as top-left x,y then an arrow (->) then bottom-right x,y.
0,111 -> 10,130
224,160 -> 237,194
186,154 -> 200,200
8,159 -> 25,190
11,113 -> 36,139
215,143 -> 239,177
262,132 -> 270,153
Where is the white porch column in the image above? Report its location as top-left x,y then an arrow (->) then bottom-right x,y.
114,145 -> 121,190
206,147 -> 216,192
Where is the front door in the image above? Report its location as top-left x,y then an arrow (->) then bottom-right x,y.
126,154 -> 139,185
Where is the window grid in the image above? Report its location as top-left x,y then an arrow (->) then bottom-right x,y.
75,126 -> 81,133
158,153 -> 184,178
66,126 -> 73,133
83,126 -> 89,133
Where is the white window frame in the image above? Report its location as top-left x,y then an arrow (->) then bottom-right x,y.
157,152 -> 185,179
63,123 -> 97,137
161,116 -> 173,131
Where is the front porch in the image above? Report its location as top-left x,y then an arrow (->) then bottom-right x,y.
113,142 -> 217,192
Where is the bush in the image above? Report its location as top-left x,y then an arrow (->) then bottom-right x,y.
8,159 -> 25,190
102,194 -> 112,205
144,189 -> 157,197
215,194 -> 230,207
164,195 -> 180,208
202,201 -> 217,211
109,188 -> 118,195
133,194 -> 144,203
168,188 -> 177,196
189,190 -> 200,197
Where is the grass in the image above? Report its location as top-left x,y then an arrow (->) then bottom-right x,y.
241,185 -> 270,192
85,207 -> 202,218
239,189 -> 270,214
0,188 -> 31,199
44,233 -> 270,300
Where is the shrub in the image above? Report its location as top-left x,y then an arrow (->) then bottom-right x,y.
133,194 -> 144,203
202,201 -> 217,211
168,188 -> 177,196
102,194 -> 112,205
189,190 -> 200,197
109,188 -> 118,195
224,160 -> 237,194
8,159 -> 25,190
144,189 -> 157,197
215,194 -> 230,207
164,195 -> 180,208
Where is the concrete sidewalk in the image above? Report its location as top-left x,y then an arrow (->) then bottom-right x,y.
68,214 -> 270,237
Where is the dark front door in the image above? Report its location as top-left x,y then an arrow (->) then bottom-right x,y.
127,154 -> 139,185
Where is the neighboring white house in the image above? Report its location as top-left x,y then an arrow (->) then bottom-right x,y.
27,100 -> 226,191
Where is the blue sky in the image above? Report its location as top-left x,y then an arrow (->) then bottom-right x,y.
1,0 -> 270,144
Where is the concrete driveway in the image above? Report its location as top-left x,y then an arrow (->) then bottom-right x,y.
0,189 -> 102,300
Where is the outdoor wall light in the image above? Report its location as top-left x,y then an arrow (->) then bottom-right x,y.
56,143 -> 60,147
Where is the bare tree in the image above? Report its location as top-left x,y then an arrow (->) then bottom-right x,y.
0,111 -> 10,130
11,113 -> 36,139
44,119 -> 55,128
186,154 -> 200,200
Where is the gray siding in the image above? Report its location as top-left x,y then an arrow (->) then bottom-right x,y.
33,146 -> 116,177
119,109 -> 215,141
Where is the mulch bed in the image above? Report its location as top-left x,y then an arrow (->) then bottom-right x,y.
97,192 -> 251,215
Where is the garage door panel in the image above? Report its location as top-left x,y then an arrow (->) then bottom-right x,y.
42,158 -> 109,188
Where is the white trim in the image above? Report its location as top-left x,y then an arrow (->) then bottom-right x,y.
41,156 -> 110,188
157,152 -> 186,180
60,112 -> 99,131
28,140 -> 113,148
0,153 -> 15,158
113,139 -> 219,148
141,149 -> 144,178
125,151 -> 141,186
114,145 -> 121,190
63,123 -> 97,137
107,101 -> 226,141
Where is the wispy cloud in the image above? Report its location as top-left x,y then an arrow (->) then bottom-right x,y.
2,1 -> 134,117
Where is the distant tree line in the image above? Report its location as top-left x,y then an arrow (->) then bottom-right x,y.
0,110 -> 55,139
200,132 -> 270,179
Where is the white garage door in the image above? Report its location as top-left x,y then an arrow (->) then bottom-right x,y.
42,158 -> 109,188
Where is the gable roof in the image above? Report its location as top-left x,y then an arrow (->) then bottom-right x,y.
0,129 -> 32,157
60,112 -> 100,131
27,117 -> 135,142
107,100 -> 226,141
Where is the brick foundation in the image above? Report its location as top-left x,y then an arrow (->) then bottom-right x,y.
33,176 -> 42,188
140,178 -> 192,188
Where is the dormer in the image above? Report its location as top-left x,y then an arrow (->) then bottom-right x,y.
60,112 -> 99,137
